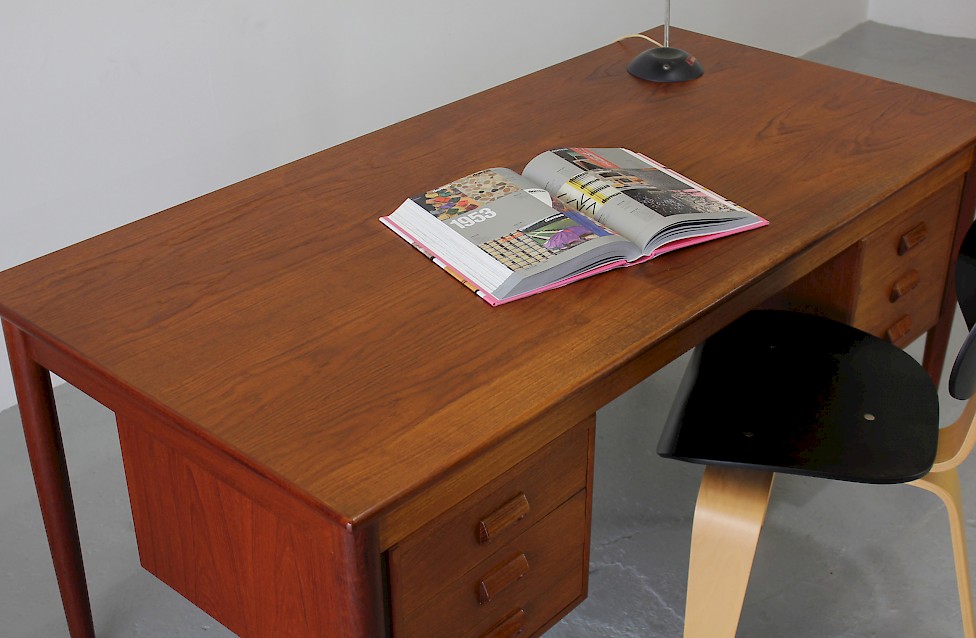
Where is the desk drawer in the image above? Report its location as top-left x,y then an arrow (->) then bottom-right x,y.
389,422 -> 588,617
852,180 -> 961,346
396,491 -> 587,638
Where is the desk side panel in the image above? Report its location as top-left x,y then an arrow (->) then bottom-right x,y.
116,409 -> 384,638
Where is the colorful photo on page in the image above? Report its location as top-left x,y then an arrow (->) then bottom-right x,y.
479,231 -> 555,271
552,147 -> 620,171
413,184 -> 482,220
472,195 -> 611,272
552,200 -> 616,237
554,172 -> 622,216
590,169 -> 735,217
452,169 -> 524,204
413,169 -> 524,220
521,212 -> 605,254
593,168 -> 687,191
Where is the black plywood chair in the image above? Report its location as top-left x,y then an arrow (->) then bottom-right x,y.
659,223 -> 976,638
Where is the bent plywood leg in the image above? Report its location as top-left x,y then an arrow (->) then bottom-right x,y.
3,321 -> 95,638
910,469 -> 976,638
684,466 -> 775,638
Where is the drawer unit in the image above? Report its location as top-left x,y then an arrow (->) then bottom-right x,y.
396,491 -> 587,638
851,180 -> 962,345
388,421 -> 591,637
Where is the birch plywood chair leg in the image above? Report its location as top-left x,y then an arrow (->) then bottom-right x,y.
684,466 -> 775,638
910,468 -> 976,638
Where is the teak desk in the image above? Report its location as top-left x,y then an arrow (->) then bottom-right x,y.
3,29 -> 976,638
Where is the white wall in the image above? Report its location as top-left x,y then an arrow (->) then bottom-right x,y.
680,0 -> 869,57
870,0 -> 976,39
0,0 -> 867,411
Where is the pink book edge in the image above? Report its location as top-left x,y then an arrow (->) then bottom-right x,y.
380,207 -> 769,306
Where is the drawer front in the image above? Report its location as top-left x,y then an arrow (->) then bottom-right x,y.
852,180 -> 962,346
396,491 -> 587,638
389,422 -> 589,616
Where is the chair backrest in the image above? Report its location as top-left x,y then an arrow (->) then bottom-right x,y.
956,221 -> 976,331
949,323 -> 976,401
950,220 -> 976,400
931,220 -> 976,472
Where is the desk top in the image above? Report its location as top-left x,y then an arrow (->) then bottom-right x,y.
3,29 -> 976,527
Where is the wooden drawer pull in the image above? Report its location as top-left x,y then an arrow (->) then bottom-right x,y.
889,270 -> 920,302
885,315 -> 913,342
478,493 -> 531,544
478,553 -> 530,605
898,223 -> 928,255
481,608 -> 527,638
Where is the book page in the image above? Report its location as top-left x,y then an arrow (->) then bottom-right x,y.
383,167 -> 639,299
523,148 -> 753,253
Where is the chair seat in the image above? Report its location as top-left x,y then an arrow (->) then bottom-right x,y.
658,310 -> 940,484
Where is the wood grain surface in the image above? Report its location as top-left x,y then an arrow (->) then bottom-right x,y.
3,28 -> 976,531
116,407 -> 384,636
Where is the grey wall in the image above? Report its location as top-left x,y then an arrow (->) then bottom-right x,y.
870,0 -> 976,39
0,0 -> 870,410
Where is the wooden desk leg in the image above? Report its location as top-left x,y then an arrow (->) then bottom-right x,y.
3,321 -> 95,638
924,319 -> 954,386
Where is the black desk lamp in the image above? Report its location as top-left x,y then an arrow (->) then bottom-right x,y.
627,0 -> 704,83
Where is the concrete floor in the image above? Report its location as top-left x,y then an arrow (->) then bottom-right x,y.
3,21 -> 976,638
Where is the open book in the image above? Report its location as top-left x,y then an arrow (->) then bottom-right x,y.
380,147 -> 768,305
